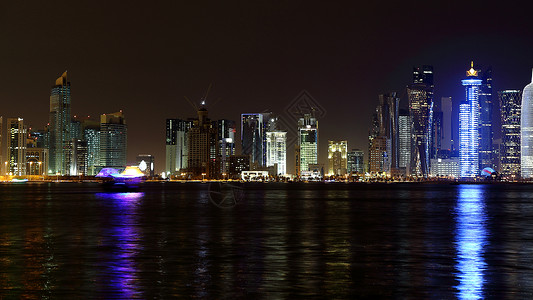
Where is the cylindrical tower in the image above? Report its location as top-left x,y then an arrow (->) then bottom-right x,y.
520,69 -> 533,178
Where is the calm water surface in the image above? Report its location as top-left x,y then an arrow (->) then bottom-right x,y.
1,182 -> 533,299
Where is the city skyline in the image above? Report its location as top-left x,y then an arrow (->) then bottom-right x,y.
1,1 -> 533,174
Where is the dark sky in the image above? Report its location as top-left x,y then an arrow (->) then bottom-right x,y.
1,1 -> 532,174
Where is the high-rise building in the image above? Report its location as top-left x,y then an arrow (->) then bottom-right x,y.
432,97 -> 443,159
6,118 -> 26,176
368,136 -> 387,173
347,149 -> 364,174
67,139 -> 88,176
441,97 -> 453,152
478,66 -> 494,170
166,119 -> 193,175
25,148 -> 48,176
521,69 -> 533,178
499,90 -> 521,178
266,131 -> 287,175
241,113 -> 270,166
459,62 -> 482,178
398,109 -> 411,170
213,119 -> 236,175
80,118 -> 100,176
187,105 -> 217,178
49,71 -> 71,175
296,114 -> 318,175
328,140 -> 347,176
99,111 -> 127,171
407,66 -> 433,177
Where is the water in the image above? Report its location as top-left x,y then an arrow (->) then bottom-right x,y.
1,182 -> 533,298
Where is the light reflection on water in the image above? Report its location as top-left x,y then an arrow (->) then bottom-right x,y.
95,192 -> 144,298
454,185 -> 488,300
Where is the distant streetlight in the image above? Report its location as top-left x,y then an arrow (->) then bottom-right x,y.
202,173 -> 206,181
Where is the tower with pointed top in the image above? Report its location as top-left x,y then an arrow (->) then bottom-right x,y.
521,69 -> 533,178
49,71 -> 71,175
459,62 -> 482,178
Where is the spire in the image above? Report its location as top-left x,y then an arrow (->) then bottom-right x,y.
55,70 -> 68,86
467,61 -> 478,77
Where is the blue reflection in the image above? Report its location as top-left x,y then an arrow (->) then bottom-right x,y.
454,185 -> 488,299
96,192 -> 144,298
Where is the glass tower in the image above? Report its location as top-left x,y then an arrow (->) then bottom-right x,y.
328,140 -> 348,176
266,131 -> 287,175
297,114 -> 318,175
521,69 -> 533,178
498,90 -> 521,178
49,71 -> 71,175
459,62 -> 482,178
241,113 -> 268,166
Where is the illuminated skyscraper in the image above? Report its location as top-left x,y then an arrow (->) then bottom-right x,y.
398,109 -> 411,170
347,149 -> 364,174
213,119 -> 236,175
498,90 -> 521,178
49,71 -> 71,175
7,118 -> 26,175
99,111 -> 127,171
328,140 -> 347,176
266,131 -> 287,175
459,62 -> 482,178
478,66 -> 494,170
166,119 -> 193,175
296,114 -> 318,175
521,69 -> 533,178
241,113 -> 270,166
408,65 -> 433,177
188,105 -> 217,178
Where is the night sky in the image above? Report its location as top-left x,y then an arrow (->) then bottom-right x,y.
1,1 -> 532,174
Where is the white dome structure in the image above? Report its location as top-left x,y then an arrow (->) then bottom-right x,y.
520,69 -> 533,178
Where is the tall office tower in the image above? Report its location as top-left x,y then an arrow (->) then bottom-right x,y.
407,66 -> 434,177
71,117 -> 82,140
499,90 -> 522,178
379,93 -> 400,172
80,118 -> 100,176
99,111 -> 127,170
266,131 -> 287,175
67,139 -> 88,176
521,69 -> 533,178
347,149 -> 364,174
165,119 -> 193,175
241,113 -> 269,166
441,97 -> 453,153
6,118 -> 26,175
328,140 -> 347,176
398,109 -> 411,170
368,136 -> 387,173
478,66 -> 494,170
187,104 -> 217,178
136,154 -> 155,177
213,119 -> 236,174
49,71 -> 71,175
459,62 -> 482,178
296,114 -> 318,175
432,97 -> 443,159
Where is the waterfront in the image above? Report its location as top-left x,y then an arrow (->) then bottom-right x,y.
1,182 -> 533,298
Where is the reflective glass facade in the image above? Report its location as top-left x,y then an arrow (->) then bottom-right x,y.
459,67 -> 482,178
521,70 -> 533,178
499,90 -> 521,178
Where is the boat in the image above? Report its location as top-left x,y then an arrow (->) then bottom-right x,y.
96,166 -> 145,191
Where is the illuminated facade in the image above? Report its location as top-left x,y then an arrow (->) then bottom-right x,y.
499,90 -> 521,178
187,105 -> 217,178
241,113 -> 270,166
347,149 -> 364,174
67,139 -> 88,176
214,119 -> 236,175
166,119 -> 193,175
49,71 -> 71,175
327,140 -> 347,176
99,111 -> 127,171
136,154 -> 155,177
478,67 -> 494,170
407,66 -> 433,176
521,69 -> 533,178
459,62 -> 482,178
25,148 -> 48,176
398,109 -> 411,170
7,118 -> 26,175
430,157 -> 460,178
296,114 -> 318,175
266,131 -> 287,175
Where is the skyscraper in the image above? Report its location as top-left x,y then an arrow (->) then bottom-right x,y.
521,69 -> 533,178
328,140 -> 347,176
441,97 -> 453,153
459,62 -> 482,178
296,114 -> 318,175
187,104 -> 217,178
49,71 -> 71,175
166,119 -> 193,175
478,66 -> 494,170
398,109 -> 411,170
266,131 -> 287,175
498,90 -> 521,178
6,118 -> 26,176
407,65 -> 434,177
347,149 -> 364,174
241,113 -> 269,166
99,111 -> 127,171
213,119 -> 236,175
